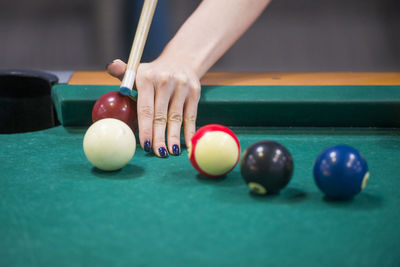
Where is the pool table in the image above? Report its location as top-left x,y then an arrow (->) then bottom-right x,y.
1,71 -> 400,266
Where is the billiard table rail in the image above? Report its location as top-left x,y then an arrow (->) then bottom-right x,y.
52,71 -> 400,128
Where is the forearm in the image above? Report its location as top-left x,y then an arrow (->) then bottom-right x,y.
158,0 -> 271,78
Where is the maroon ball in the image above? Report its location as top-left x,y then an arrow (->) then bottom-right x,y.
92,91 -> 137,132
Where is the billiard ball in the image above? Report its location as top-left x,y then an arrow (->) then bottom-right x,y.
188,124 -> 240,177
240,140 -> 294,195
83,118 -> 136,171
313,145 -> 369,199
92,91 -> 138,132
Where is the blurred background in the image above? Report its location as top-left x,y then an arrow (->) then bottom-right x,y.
0,0 -> 399,72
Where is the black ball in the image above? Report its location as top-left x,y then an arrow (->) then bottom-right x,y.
240,140 -> 294,195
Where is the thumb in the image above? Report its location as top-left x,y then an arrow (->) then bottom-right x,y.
106,59 -> 127,81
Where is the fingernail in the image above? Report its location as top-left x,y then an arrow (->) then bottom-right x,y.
158,147 -> 169,158
105,60 -> 115,69
144,140 -> 151,152
172,144 -> 180,156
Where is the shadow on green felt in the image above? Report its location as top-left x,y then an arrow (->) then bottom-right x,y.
145,152 -> 155,158
91,163 -> 145,180
196,173 -> 227,182
195,172 -> 244,187
207,184 -> 308,205
162,169 -> 243,188
247,187 -> 308,204
321,192 -> 383,210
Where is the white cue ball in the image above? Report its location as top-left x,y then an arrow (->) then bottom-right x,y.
83,118 -> 136,171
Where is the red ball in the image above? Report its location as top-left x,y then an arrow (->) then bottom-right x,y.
92,91 -> 138,132
189,124 -> 240,178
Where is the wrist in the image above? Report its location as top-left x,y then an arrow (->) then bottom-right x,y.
157,40 -> 208,79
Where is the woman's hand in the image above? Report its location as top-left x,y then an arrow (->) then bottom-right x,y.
107,0 -> 270,157
107,58 -> 201,157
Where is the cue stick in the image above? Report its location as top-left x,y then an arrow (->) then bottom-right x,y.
120,0 -> 158,96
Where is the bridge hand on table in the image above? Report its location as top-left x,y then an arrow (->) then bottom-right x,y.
107,58 -> 201,158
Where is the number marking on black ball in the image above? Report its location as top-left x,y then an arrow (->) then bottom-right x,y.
240,140 -> 294,195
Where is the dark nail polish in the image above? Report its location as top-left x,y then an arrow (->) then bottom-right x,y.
144,140 -> 151,152
158,147 -> 168,158
172,144 -> 180,156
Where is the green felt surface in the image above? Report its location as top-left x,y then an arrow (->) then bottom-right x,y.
1,126 -> 400,267
52,84 -> 400,127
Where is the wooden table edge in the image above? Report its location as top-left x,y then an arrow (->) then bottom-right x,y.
68,71 -> 400,86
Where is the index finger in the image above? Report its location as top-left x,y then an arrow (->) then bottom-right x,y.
135,74 -> 155,152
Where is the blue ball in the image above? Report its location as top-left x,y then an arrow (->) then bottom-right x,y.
313,145 -> 369,199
